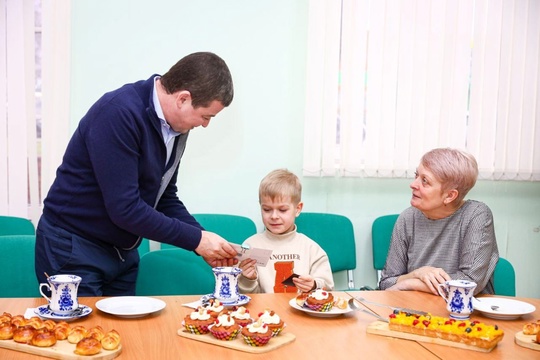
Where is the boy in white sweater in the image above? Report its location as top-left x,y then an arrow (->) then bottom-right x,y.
238,169 -> 334,293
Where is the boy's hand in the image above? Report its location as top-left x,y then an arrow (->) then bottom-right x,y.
293,275 -> 316,293
238,258 -> 258,280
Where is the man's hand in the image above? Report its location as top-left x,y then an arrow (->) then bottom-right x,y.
195,231 -> 238,267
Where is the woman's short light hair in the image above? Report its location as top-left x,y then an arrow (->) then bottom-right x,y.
259,169 -> 302,205
421,148 -> 478,203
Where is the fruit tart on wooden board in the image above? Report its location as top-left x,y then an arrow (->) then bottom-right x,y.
367,311 -> 504,353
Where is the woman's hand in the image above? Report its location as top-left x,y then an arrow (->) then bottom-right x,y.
411,266 -> 451,294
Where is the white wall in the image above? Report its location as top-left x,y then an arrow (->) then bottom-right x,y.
70,0 -> 540,298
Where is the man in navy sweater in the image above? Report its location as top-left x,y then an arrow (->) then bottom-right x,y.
35,52 -> 238,296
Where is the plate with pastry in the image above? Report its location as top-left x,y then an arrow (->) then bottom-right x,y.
289,290 -> 352,318
515,319 -> 540,351
96,296 -> 166,318
34,304 -> 92,321
472,297 -> 536,320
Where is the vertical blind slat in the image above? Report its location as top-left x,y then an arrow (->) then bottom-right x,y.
6,0 -> 30,216
0,0 -> 8,213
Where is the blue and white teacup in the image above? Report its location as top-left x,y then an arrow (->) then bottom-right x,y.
437,279 -> 477,320
212,266 -> 242,304
39,274 -> 81,315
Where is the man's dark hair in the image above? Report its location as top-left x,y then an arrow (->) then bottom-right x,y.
160,52 -> 234,108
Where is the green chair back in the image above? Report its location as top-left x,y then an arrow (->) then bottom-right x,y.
493,257 -> 516,296
372,214 -> 399,281
0,215 -> 35,235
136,249 -> 215,296
295,212 -> 356,290
161,214 -> 257,249
0,235 -> 41,297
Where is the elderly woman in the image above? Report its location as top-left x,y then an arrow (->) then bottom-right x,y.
379,148 -> 499,295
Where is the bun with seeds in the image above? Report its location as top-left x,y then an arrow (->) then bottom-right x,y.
522,320 -> 540,335
13,325 -> 36,344
101,329 -> 121,350
0,321 -> 16,340
31,329 -> 57,347
74,337 -> 102,356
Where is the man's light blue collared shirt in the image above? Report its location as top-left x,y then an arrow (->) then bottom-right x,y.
153,76 -> 181,165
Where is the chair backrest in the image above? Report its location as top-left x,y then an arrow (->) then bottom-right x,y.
371,214 -> 399,282
295,212 -> 356,290
0,215 -> 35,235
493,257 -> 516,296
161,214 -> 257,249
136,249 -> 215,296
0,235 -> 41,297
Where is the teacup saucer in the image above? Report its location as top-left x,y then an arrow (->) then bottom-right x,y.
34,304 -> 92,321
200,294 -> 251,307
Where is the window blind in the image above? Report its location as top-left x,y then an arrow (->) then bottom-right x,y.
303,0 -> 540,181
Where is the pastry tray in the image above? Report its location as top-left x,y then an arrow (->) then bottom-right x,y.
177,329 -> 295,353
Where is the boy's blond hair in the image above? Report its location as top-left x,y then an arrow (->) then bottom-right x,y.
259,169 -> 302,205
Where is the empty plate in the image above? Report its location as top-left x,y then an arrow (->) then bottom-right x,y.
96,296 -> 166,318
472,297 -> 535,320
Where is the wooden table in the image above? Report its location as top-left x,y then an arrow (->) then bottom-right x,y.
348,291 -> 540,360
0,291 -> 537,359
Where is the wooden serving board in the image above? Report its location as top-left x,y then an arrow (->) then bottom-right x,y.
366,321 -> 496,353
177,329 -> 295,353
0,339 -> 122,360
515,331 -> 540,351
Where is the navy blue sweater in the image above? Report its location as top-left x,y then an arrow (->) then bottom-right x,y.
42,76 -> 203,250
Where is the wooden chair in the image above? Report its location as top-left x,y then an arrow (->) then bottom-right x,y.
295,212 -> 357,290
0,235 -> 41,297
135,249 -> 215,296
161,214 -> 257,249
0,215 -> 35,235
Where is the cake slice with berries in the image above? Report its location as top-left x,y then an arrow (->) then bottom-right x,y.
387,311 -> 504,350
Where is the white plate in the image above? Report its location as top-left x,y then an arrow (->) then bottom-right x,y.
288,298 -> 353,318
95,296 -> 166,318
34,304 -> 92,321
200,294 -> 251,307
472,297 -> 536,320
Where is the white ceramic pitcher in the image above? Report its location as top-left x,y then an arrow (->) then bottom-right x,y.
437,279 -> 477,320
212,266 -> 242,304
